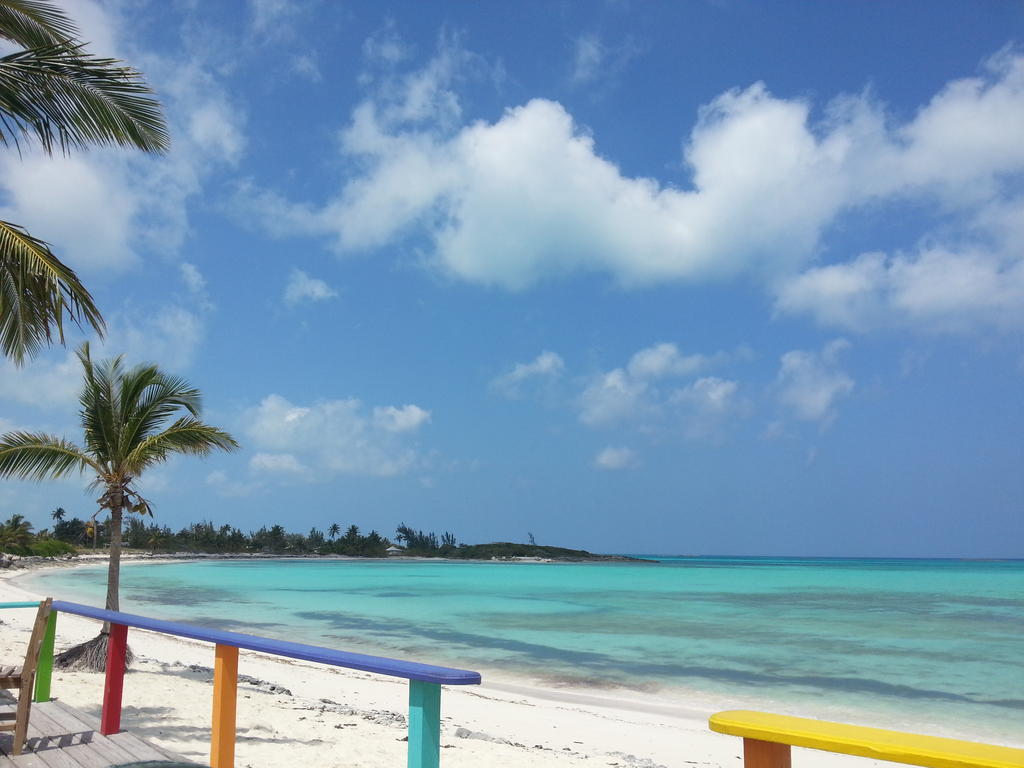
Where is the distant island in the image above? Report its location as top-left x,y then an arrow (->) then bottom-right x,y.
1,512 -> 649,562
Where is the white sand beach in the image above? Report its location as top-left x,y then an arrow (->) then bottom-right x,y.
0,559 -> 898,768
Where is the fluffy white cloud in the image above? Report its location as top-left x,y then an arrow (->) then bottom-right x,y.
284,269 -> 338,305
671,377 -> 746,439
578,342 -> 741,437
0,152 -> 140,270
492,351 -> 565,398
102,305 -> 205,371
579,342 -> 719,426
0,1 -> 247,274
243,393 -> 431,478
627,343 -> 708,379
776,243 -> 1024,333
373,404 -> 431,433
777,340 -> 855,424
0,302 -> 204,412
0,353 -> 81,411
594,445 -> 637,470
579,368 -> 651,426
237,46 -> 1024,333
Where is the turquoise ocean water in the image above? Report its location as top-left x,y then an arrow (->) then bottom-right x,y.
24,557 -> 1024,744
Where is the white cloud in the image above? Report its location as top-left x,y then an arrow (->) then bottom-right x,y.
206,470 -> 260,497
249,452 -> 308,475
776,242 -> 1024,333
594,445 -> 637,470
570,34 -> 604,85
180,263 -> 206,294
242,393 -> 431,478
0,152 -> 140,270
777,340 -> 855,425
291,53 -> 322,82
492,351 -> 565,398
568,33 -> 640,89
0,353 -> 80,411
627,343 -> 707,379
249,0 -> 297,37
284,269 -> 338,305
671,377 -> 746,439
372,405 -> 432,433
579,367 -> 650,426
180,262 -> 214,310
102,305 -> 204,371
235,47 -> 1024,333
579,342 -> 720,426
0,1 -> 248,275
0,302 -> 205,413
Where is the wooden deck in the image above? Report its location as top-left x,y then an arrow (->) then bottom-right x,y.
0,700 -> 196,768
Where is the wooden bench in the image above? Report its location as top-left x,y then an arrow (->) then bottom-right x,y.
709,710 -> 1024,768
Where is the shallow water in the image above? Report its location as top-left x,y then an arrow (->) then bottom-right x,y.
26,556 -> 1024,744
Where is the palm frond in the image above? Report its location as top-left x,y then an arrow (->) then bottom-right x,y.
117,368 -> 203,457
0,40 -> 169,155
0,0 -> 78,49
0,219 -> 104,365
77,342 -> 121,465
0,430 -> 97,480
123,417 -> 238,472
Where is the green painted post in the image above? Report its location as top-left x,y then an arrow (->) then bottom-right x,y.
34,610 -> 57,702
407,680 -> 441,768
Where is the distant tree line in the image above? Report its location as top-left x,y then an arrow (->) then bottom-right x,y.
2,509 -> 468,558
4,509 -> 603,561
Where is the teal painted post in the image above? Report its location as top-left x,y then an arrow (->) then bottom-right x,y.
34,610 -> 57,702
407,680 -> 441,768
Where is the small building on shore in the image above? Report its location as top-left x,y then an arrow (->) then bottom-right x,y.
385,545 -> 404,557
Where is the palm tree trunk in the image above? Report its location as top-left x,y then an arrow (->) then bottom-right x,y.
105,508 -> 122,613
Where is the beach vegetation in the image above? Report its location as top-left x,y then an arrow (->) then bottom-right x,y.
0,342 -> 237,669
0,0 -> 168,364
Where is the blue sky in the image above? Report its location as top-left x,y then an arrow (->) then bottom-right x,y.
1,1 -> 1022,557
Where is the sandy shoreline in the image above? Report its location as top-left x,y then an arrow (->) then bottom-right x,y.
0,556 -> 934,768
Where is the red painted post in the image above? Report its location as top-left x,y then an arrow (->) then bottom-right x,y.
100,623 -> 129,735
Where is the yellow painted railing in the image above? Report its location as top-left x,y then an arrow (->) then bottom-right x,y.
709,710 -> 1024,768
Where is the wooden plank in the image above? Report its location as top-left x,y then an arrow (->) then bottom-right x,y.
709,711 -> 1024,768
37,703 -> 94,733
50,702 -> 190,764
106,731 -> 171,763
100,625 -> 128,736
407,680 -> 441,768
29,744 -> 90,768
74,734 -> 136,768
9,750 -> 50,768
34,614 -> 57,704
46,744 -> 113,768
744,738 -> 792,768
27,745 -> 88,768
210,644 -> 238,768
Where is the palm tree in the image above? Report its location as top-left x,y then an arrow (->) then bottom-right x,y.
50,506 -> 65,521
328,522 -> 340,540
0,513 -> 33,549
0,0 -> 169,364
0,342 -> 238,668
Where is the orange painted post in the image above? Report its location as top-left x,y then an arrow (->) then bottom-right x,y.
210,644 -> 239,768
100,623 -> 129,735
743,738 -> 791,768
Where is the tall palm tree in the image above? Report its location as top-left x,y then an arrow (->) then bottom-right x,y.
0,342 -> 238,668
1,0 -> 169,364
328,522 -> 340,540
